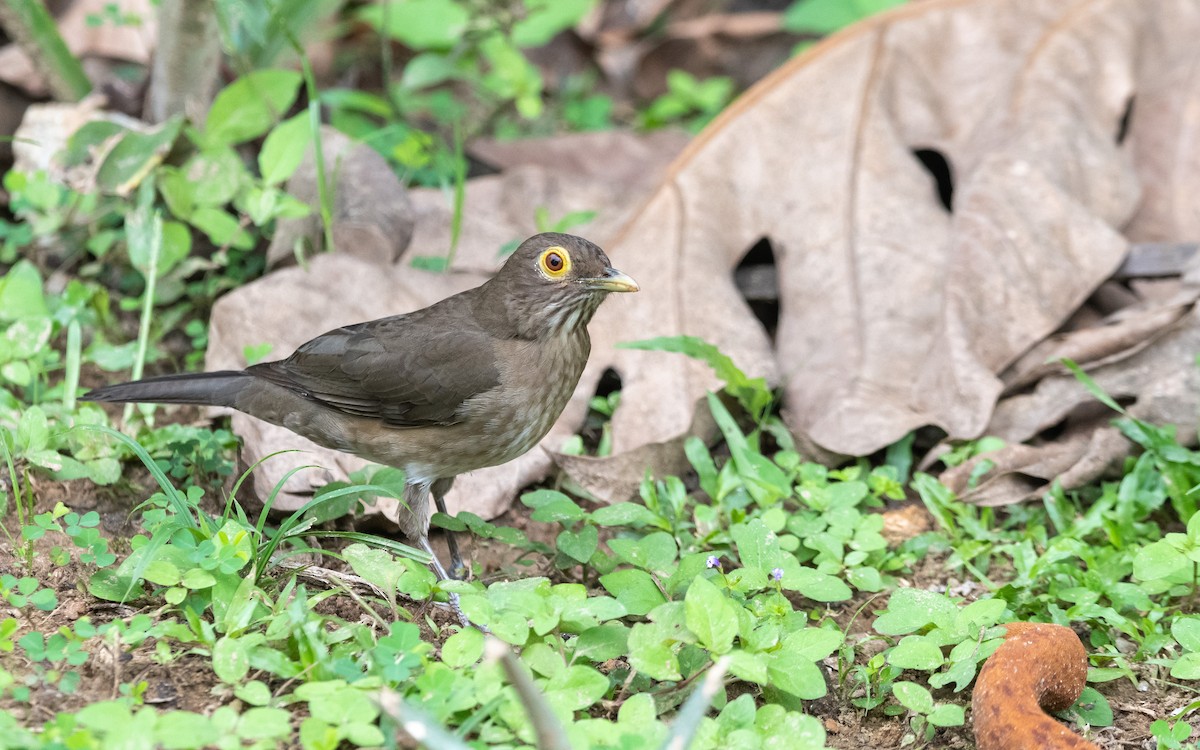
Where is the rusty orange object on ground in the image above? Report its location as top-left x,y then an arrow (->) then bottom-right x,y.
972,622 -> 1097,750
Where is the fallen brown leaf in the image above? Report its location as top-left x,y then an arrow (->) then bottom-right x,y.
575,0 -> 1200,505
266,127 -> 414,269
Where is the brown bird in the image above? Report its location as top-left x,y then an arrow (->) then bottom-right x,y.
85,233 -> 637,607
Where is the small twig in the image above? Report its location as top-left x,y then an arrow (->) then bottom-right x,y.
486,636 -> 572,750
662,656 -> 731,750
614,663 -> 639,704
109,637 -> 121,700
378,688 -> 474,750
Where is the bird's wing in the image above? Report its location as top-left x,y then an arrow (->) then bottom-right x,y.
247,305 -> 501,428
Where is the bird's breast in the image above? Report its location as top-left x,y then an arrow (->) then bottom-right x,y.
468,330 -> 590,465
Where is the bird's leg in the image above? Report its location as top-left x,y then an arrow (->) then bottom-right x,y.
404,480 -> 470,629
430,477 -> 467,579
416,534 -> 471,628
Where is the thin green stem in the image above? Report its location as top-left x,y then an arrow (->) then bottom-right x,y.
268,1 -> 335,257
0,0 -> 90,101
125,190 -> 162,426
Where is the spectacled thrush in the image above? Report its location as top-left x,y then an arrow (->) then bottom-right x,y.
85,233 -> 638,618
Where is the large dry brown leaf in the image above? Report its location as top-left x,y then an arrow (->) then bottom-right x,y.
265,128 -> 414,269
574,0 -> 1200,492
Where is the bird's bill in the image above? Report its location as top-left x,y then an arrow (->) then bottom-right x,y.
584,267 -> 640,293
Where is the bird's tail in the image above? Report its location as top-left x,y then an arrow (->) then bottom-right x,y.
82,371 -> 254,408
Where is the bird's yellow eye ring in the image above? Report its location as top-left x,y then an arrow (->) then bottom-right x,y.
538,247 -> 571,278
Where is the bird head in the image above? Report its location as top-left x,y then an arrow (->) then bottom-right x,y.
489,233 -> 638,338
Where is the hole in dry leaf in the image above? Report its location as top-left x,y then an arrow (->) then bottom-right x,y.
594,367 -> 622,399
465,156 -> 502,178
912,148 -> 954,211
1116,95 -> 1135,144
733,237 -> 779,339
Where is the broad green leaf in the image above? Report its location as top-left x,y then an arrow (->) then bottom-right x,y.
16,406 -> 49,452
953,597 -> 1007,632
212,635 -> 253,683
608,531 -> 677,573
62,120 -> 125,167
158,220 -> 191,278
156,711 -> 220,747
767,650 -> 827,699
756,706 -> 829,749
891,681 -> 933,713
490,611 -> 531,646
157,167 -> 196,219
480,35 -> 543,119
573,624 -> 629,663
886,635 -> 945,670
0,261 -> 47,320
234,680 -> 272,706
847,565 -> 884,592
1067,687 -> 1113,727
95,116 -> 184,194
189,207 -> 253,249
1173,616 -> 1200,651
183,148 -> 246,206
726,649 -> 769,684
441,627 -> 483,668
558,524 -> 599,563
684,576 -> 738,654
926,703 -> 965,727
1134,539 -> 1189,581
513,0 -> 595,46
590,502 -> 662,528
357,0 -> 468,50
205,69 -> 303,146
343,543 -> 405,598
872,588 -> 957,634
786,566 -> 852,602
1171,651 -> 1200,679
732,518 -> 783,572
181,568 -> 217,589
600,569 -> 665,617
141,560 -> 181,587
544,665 -> 609,712
87,569 -> 145,601
527,492 -> 585,522
237,707 -> 292,739
627,622 -> 681,681
400,52 -> 460,90
259,113 -> 312,185
782,627 -> 843,662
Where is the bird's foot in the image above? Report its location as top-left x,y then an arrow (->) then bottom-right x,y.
419,536 -> 483,631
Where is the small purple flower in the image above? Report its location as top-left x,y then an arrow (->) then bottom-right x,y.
706,555 -> 722,570
771,567 -> 784,582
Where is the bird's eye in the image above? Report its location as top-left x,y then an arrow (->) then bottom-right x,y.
538,247 -> 571,278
